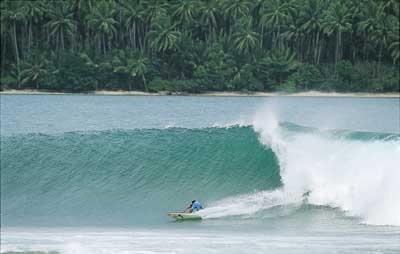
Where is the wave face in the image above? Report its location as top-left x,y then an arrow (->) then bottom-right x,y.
1,114 -> 399,226
1,127 -> 280,226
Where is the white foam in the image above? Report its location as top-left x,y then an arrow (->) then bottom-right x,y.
198,190 -> 303,219
256,110 -> 400,226
3,228 -> 398,254
203,109 -> 400,226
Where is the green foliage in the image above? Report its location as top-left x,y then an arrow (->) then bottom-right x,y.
336,60 -> 354,83
148,78 -> 203,93
148,78 -> 165,92
0,0 -> 399,93
232,18 -> 259,55
44,52 -> 97,91
287,64 -> 322,90
45,2 -> 76,50
259,49 -> 300,89
0,75 -> 17,90
281,79 -> 297,92
148,15 -> 181,53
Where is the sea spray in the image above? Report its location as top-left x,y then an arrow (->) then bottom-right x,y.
198,190 -> 304,219
252,110 -> 400,226
200,110 -> 400,226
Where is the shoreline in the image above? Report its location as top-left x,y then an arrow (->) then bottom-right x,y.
1,89 -> 399,98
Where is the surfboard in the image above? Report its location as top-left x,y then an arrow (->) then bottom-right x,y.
167,212 -> 202,220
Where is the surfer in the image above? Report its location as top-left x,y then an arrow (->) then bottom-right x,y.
185,200 -> 203,213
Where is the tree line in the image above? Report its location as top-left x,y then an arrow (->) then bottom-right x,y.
1,0 -> 399,93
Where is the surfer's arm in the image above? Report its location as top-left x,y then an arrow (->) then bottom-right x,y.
184,204 -> 192,213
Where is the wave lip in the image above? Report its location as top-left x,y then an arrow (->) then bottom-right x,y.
251,111 -> 400,226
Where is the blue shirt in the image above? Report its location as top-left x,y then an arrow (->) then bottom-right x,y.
192,201 -> 202,212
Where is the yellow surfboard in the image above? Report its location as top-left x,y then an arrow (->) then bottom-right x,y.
167,212 -> 202,220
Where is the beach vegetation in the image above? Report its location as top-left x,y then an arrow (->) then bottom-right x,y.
0,0 -> 399,93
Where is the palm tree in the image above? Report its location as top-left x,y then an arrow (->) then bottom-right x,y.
382,0 -> 399,16
130,55 -> 150,92
0,3 -> 7,69
122,2 -> 144,49
1,1 -> 24,87
300,0 -> 326,63
148,17 -> 181,54
114,51 -> 150,91
232,18 -> 259,55
359,2 -> 394,71
281,20 -> 305,61
370,18 -> 391,67
21,0 -> 45,52
46,2 -> 76,51
199,0 -> 218,44
70,0 -> 95,48
222,0 -> 253,38
20,57 -> 48,89
389,36 -> 399,64
171,0 -> 198,32
260,0 -> 294,49
323,2 -> 352,66
140,0 -> 169,52
259,48 -> 299,86
87,1 -> 117,55
71,0 -> 94,13
142,0 -> 168,26
357,1 -> 378,61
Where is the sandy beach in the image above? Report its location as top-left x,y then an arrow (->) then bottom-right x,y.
1,89 -> 399,97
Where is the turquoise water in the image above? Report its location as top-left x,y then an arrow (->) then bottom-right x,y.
1,94 -> 399,253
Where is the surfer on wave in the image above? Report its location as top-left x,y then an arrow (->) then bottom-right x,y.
185,200 -> 203,213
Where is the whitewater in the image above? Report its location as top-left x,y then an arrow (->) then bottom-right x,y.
1,94 -> 400,254
200,109 -> 400,226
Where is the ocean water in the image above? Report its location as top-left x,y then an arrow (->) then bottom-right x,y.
1,94 -> 399,254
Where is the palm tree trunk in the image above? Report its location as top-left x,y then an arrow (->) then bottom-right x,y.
317,39 -> 323,64
333,30 -> 339,78
133,23 -> 136,49
142,75 -> 148,92
129,28 -> 133,48
335,29 -> 340,65
208,23 -> 212,45
138,27 -> 144,51
1,35 -> 6,72
228,16 -> 232,40
119,3 -> 122,47
98,37 -> 101,55
277,25 -> 281,49
61,26 -> 65,50
212,24 -> 216,44
377,43 -> 383,77
56,31 -> 59,52
306,35 -> 311,61
29,21 -> 32,53
339,30 -> 342,61
46,25 -> 50,45
102,34 -> 106,55
299,37 -> 303,61
363,32 -> 367,62
314,31 -> 320,63
12,19 -> 21,88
